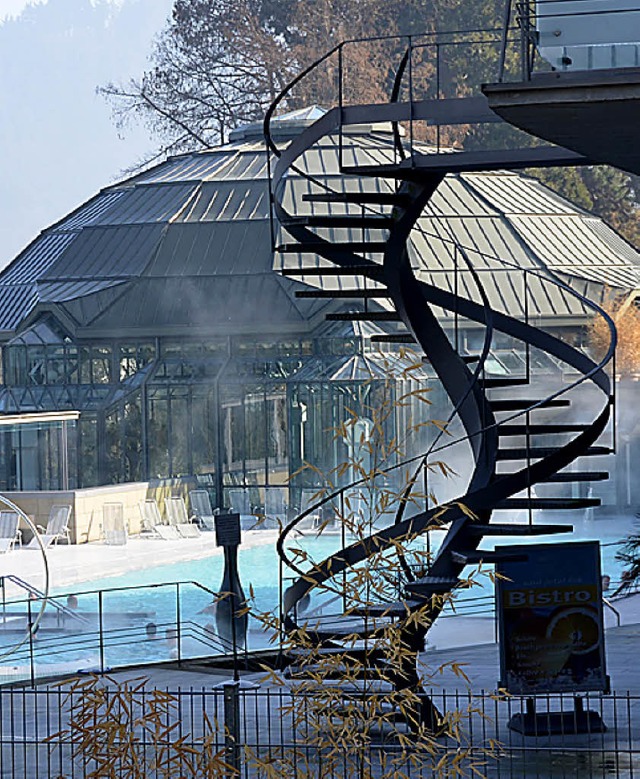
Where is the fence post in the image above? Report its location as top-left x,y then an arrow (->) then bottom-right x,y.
98,590 -> 105,673
223,682 -> 241,777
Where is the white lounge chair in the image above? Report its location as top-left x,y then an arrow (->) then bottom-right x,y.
228,488 -> 251,515
103,502 -> 128,546
138,500 -> 181,540
24,505 -> 72,549
189,490 -> 215,530
0,511 -> 20,553
165,496 -> 201,538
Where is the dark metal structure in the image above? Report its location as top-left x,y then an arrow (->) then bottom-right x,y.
265,27 -> 617,725
485,1 -> 640,175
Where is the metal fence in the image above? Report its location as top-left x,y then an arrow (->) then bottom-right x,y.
0,682 -> 638,778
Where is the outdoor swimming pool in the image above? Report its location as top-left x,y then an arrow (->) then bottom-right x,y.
61,510 -> 635,606
0,511 -> 635,684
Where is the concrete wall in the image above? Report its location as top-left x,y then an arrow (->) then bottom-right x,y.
3,477 -> 196,544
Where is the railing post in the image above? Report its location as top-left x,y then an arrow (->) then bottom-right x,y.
524,268 -> 530,382
340,491 -> 347,612
98,590 -> 105,674
278,554 -> 284,651
454,246 -> 459,351
176,582 -> 182,666
223,682 -> 241,778
498,0 -> 513,82
435,41 -> 441,152
338,44 -> 344,170
612,348 -> 617,454
408,36 -> 414,160
27,598 -> 35,687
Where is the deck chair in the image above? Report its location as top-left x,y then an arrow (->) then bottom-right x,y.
227,488 -> 251,515
165,496 -> 201,538
24,505 -> 71,549
189,490 -> 215,530
103,502 -> 128,546
138,500 -> 181,540
0,511 -> 20,553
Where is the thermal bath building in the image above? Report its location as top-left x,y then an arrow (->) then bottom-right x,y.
0,108 -> 638,515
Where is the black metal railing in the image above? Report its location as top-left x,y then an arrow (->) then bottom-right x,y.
0,580 -> 270,687
0,684 -> 638,778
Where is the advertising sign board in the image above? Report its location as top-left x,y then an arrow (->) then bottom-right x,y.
496,541 -> 607,695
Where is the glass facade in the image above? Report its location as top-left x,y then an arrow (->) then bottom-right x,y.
0,318 -> 435,517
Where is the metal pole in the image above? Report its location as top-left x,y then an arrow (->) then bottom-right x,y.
176,582 -> 182,666
498,0 -> 513,82
98,590 -> 105,673
338,45 -> 344,169
223,682 -> 241,778
408,37 -> 414,159
228,548 -> 239,683
27,598 -> 35,687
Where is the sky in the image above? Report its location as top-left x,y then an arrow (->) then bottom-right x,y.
0,0 -> 175,268
0,0 -> 46,20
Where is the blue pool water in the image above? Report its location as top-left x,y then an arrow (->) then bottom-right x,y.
61,512 -> 635,616
1,512 -> 633,683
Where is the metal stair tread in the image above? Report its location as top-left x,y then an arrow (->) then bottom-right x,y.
497,445 -> 612,460
404,576 -> 459,596
350,599 -> 431,617
341,146 -> 588,177
279,265 -> 384,278
284,214 -> 394,228
493,497 -> 601,509
451,549 -> 529,565
303,191 -> 411,207
541,470 -> 609,483
467,523 -> 573,536
326,311 -> 401,321
370,333 -> 416,343
277,241 -> 387,253
295,289 -> 388,299
489,398 -> 571,411
498,423 -> 590,435
480,376 -> 530,388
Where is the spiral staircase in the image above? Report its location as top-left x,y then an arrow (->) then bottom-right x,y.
264,39 -> 616,726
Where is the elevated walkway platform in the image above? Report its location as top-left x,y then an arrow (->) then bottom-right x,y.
484,67 -> 640,176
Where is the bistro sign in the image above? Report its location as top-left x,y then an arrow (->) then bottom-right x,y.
496,541 -> 608,695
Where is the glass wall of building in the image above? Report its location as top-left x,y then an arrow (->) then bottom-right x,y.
0,318 -> 435,518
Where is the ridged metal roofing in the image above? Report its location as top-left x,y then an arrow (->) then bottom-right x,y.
0,113 -> 638,340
